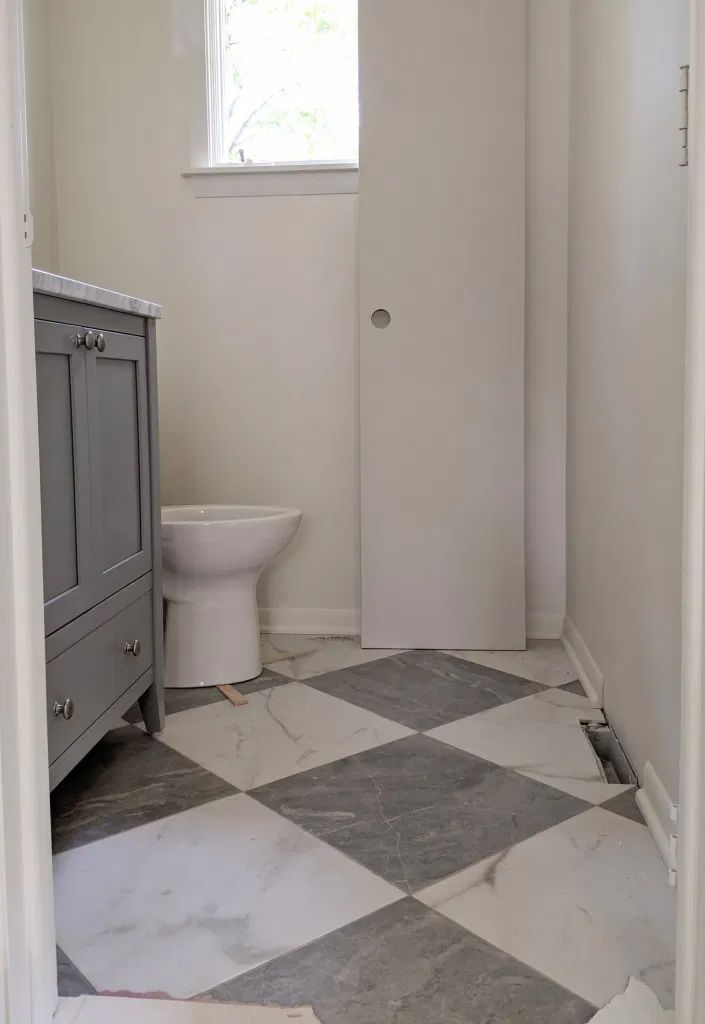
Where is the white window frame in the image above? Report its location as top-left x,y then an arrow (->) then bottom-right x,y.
184,0 -> 359,197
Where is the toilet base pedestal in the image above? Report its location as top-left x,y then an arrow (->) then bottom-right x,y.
164,577 -> 262,688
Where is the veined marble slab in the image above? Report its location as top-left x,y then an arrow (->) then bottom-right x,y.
260,634 -> 404,680
443,640 -> 579,689
32,269 -> 162,319
418,806 -> 677,1010
54,794 -> 400,999
154,682 -> 413,790
588,978 -> 674,1023
209,897 -> 595,1022
427,686 -> 634,804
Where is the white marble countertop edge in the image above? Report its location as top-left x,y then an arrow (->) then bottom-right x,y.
32,269 -> 163,320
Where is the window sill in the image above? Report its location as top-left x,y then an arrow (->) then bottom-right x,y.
182,162 -> 359,198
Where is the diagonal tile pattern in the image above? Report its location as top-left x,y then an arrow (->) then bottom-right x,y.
418,806 -> 677,1010
54,794 -> 401,999
154,683 -> 413,790
252,734 -> 589,891
51,724 -> 237,854
52,634 -> 676,1020
305,650 -> 545,729
601,787 -> 646,824
207,898 -> 596,1023
427,686 -> 634,804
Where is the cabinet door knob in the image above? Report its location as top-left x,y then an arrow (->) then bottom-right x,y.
96,333 -> 106,353
53,698 -> 75,721
124,639 -> 142,657
75,330 -> 98,350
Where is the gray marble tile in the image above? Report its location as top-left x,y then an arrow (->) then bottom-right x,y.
561,679 -> 587,696
163,669 -> 289,716
251,734 -> 589,892
51,725 -> 236,854
205,898 -> 595,1023
57,947 -> 96,998
601,787 -> 645,824
304,651 -> 544,730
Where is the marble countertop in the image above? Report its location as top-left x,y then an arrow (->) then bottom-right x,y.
33,269 -> 163,319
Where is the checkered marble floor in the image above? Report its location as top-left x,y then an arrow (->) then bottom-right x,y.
52,639 -> 676,1022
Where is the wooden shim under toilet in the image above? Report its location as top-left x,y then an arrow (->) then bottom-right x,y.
217,684 -> 249,707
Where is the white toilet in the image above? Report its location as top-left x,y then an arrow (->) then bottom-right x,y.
161,505 -> 302,688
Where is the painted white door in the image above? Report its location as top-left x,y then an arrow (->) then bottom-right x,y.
359,0 -> 527,649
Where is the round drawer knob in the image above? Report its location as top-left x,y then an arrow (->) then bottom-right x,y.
75,330 -> 98,350
53,698 -> 74,721
96,332 -> 107,353
124,639 -> 142,657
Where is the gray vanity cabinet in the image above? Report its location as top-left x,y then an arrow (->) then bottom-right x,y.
87,332 -> 152,603
34,283 -> 164,789
35,320 -> 94,635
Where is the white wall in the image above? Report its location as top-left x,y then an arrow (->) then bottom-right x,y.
568,0 -> 689,800
34,0 -> 569,637
526,0 -> 570,640
23,0 -> 58,270
46,0 -> 360,632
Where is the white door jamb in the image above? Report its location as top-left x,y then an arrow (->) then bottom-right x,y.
677,2 -> 705,1021
0,0 -> 57,1021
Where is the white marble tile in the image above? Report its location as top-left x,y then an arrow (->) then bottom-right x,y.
155,682 -> 413,790
418,806 -> 676,1010
54,794 -> 400,1000
261,634 -> 404,680
427,686 -> 633,804
442,640 -> 578,688
588,979 -> 674,1023
55,995 -> 321,1024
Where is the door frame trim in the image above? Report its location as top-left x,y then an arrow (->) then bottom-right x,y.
0,0 -> 57,1020
676,1 -> 705,1018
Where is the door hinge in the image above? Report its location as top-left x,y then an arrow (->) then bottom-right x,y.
23,210 -> 34,248
680,64 -> 690,167
668,832 -> 678,887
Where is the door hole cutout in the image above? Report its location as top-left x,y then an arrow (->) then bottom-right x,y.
371,309 -> 391,329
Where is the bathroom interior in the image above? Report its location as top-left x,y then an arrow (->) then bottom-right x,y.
24,0 -> 688,1020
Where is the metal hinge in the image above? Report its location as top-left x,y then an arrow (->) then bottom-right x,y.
680,65 -> 690,167
23,210 -> 33,248
668,832 -> 678,887
667,801 -> 679,887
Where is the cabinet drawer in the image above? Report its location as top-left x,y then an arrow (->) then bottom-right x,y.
47,592 -> 153,764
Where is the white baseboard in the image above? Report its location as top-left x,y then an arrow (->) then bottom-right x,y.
526,612 -> 565,640
636,761 -> 678,886
258,607 -> 361,636
561,616 -> 605,706
261,608 -> 565,642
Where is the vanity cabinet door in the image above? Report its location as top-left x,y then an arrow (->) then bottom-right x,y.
86,331 -> 152,602
35,320 -> 94,634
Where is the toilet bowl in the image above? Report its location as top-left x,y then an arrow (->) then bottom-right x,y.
162,505 -> 302,687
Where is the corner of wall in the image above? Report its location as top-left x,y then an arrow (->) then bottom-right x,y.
561,616 -> 604,706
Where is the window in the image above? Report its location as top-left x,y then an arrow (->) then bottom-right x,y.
205,0 -> 358,168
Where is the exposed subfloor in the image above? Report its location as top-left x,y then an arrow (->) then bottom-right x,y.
52,638 -> 676,1023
